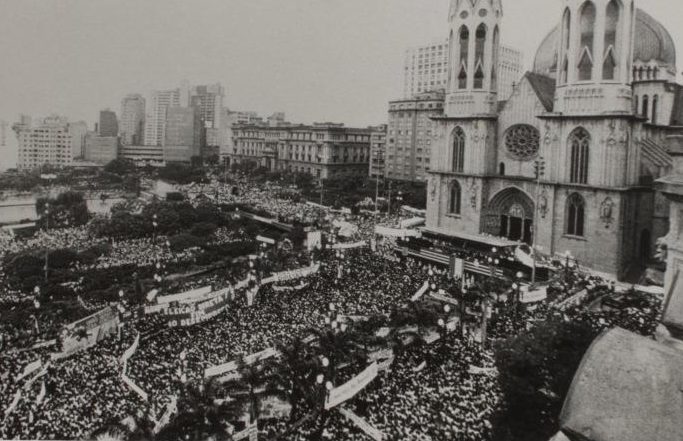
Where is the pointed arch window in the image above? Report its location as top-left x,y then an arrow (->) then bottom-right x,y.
452,127 -> 466,172
566,193 -> 586,237
642,94 -> 649,119
603,0 -> 620,80
560,8 -> 571,84
578,1 -> 596,80
569,128 -> 590,184
634,95 -> 639,115
459,26 -> 470,89
652,95 -> 659,124
474,24 -> 486,89
449,181 -> 462,215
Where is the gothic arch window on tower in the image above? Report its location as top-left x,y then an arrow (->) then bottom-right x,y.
561,8 -> 571,84
474,24 -> 487,89
652,95 -> 659,124
653,67 -> 659,79
452,126 -> 466,172
642,94 -> 649,119
459,26 -> 470,89
603,0 -> 620,80
578,1 -> 596,81
634,95 -> 639,115
566,193 -> 586,237
569,128 -> 590,184
449,181 -> 462,215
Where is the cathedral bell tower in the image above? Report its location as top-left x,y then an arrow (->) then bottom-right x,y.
445,0 -> 502,117
554,0 -> 636,114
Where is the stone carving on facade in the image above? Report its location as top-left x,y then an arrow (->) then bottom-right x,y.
543,121 -> 558,146
538,190 -> 549,219
469,181 -> 478,211
429,178 -> 438,202
600,197 -> 615,227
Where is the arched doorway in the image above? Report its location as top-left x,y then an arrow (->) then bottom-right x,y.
483,187 -> 534,244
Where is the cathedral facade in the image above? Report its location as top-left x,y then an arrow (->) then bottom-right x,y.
426,0 -> 679,279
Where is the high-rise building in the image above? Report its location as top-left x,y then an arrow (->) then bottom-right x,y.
189,83 -> 225,147
84,133 -> 118,165
402,39 -> 523,100
164,107 -> 201,163
14,115 -> 73,170
144,89 -> 181,147
99,110 -> 119,137
369,124 -> 387,179
385,91 -> 444,182
68,121 -> 88,159
120,94 -> 146,146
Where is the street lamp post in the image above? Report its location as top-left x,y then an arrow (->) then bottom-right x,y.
152,214 -> 158,245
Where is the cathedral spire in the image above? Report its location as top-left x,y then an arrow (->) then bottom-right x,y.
445,0 -> 502,116
554,0 -> 636,114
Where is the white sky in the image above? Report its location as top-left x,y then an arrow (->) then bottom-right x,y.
1,0 -> 683,169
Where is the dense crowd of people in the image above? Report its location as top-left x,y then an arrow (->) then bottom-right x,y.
0,174 -> 666,440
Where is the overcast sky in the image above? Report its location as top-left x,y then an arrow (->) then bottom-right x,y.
1,0 -> 683,168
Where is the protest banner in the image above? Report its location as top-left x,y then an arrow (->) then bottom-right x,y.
205,347 -> 281,379
120,333 -> 140,364
374,226 -> 421,238
429,292 -> 460,307
411,281 -> 429,302
35,381 -> 46,405
338,407 -> 384,441
122,372 -> 148,401
16,360 -> 41,381
153,395 -> 178,434
156,286 -> 212,305
468,365 -> 498,376
256,235 -> 276,245
4,390 -> 21,418
57,306 -> 119,358
325,362 -> 378,410
331,241 -> 367,250
306,231 -> 322,251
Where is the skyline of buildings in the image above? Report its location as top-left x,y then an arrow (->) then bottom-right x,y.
402,39 -> 523,100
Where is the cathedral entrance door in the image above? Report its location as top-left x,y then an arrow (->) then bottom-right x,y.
484,188 -> 535,245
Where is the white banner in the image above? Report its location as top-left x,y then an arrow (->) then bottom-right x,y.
122,373 -> 148,401
205,347 -> 281,379
411,281 -> 429,302
374,226 -> 421,238
331,241 -> 367,250
153,395 -> 178,434
120,333 -> 140,364
338,408 -> 384,441
307,231 -> 322,251
4,390 -> 21,417
262,264 -> 320,285
16,360 -> 41,381
468,365 -> 498,376
429,292 -> 459,306
156,286 -> 212,305
399,217 -> 425,229
325,362 -> 378,410
36,381 -> 46,405
521,285 -> 548,304
256,235 -> 276,245
272,282 -> 308,293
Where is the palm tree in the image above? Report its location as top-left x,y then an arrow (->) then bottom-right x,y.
156,379 -> 241,441
267,338 -> 314,423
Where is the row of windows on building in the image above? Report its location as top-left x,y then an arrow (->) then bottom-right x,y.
634,94 -> 659,123
447,182 -> 586,237
449,125 -> 590,185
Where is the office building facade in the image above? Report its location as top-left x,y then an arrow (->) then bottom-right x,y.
14,115 -> 73,170
99,110 -> 119,137
144,89 -> 181,147
120,94 -> 146,145
164,107 -> 201,163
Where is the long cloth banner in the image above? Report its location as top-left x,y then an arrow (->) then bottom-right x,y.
411,281 -> 429,302
122,372 -> 149,402
325,362 -> 378,410
374,226 -> 421,238
120,333 -> 140,364
331,241 -> 367,250
338,407 -> 384,441
16,360 -> 41,381
153,395 -> 178,434
205,347 -> 281,379
155,286 -> 212,305
261,264 -> 320,285
4,390 -> 21,418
